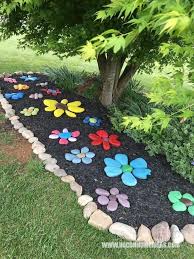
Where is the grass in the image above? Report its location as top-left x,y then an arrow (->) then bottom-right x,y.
0,131 -> 15,144
0,37 -> 194,258
0,36 -> 97,74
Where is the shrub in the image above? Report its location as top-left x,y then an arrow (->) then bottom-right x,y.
117,79 -> 150,116
45,66 -> 84,92
110,106 -> 194,183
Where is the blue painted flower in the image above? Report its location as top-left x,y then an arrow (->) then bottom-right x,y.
20,75 -> 38,81
83,116 -> 102,127
65,147 -> 95,164
104,154 -> 151,186
4,92 -> 24,100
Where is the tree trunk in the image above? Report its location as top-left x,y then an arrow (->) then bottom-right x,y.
97,54 -> 137,107
113,63 -> 137,102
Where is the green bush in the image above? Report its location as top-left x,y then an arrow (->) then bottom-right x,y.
110,106 -> 194,183
117,79 -> 150,116
45,66 -> 84,92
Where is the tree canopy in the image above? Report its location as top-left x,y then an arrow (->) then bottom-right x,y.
0,0 -> 194,108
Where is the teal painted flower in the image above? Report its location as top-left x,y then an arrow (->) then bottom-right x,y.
168,191 -> 194,216
104,154 -> 151,186
65,147 -> 95,164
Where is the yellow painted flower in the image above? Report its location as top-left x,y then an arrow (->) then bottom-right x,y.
14,84 -> 29,90
43,99 -> 85,118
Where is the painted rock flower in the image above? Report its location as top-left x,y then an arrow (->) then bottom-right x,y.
29,93 -> 43,99
104,154 -> 151,186
14,84 -> 29,90
95,187 -> 130,212
4,77 -> 17,84
20,107 -> 39,116
41,88 -> 62,96
168,191 -> 194,216
49,128 -> 80,145
4,92 -> 24,100
83,116 -> 102,127
88,130 -> 121,150
43,99 -> 85,118
65,147 -> 95,164
36,82 -> 48,87
20,75 -> 38,81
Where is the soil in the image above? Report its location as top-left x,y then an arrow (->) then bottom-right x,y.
0,74 -> 194,228
0,108 -> 32,163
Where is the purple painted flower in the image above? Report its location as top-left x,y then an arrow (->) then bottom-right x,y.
95,187 -> 130,212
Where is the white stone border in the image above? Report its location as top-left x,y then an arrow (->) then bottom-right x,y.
0,72 -> 194,246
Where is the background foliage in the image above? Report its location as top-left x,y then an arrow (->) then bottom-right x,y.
110,106 -> 194,183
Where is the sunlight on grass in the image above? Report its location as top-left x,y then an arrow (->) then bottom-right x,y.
0,36 -> 98,74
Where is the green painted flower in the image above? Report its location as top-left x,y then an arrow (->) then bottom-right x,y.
20,107 -> 39,116
168,191 -> 194,216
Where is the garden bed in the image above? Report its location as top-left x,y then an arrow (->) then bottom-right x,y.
0,73 -> 194,229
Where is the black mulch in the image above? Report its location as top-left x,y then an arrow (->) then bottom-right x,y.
1,73 -> 194,229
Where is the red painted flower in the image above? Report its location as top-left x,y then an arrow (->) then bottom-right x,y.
88,130 -> 121,151
41,88 -> 61,96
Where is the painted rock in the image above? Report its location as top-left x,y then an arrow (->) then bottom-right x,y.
107,200 -> 118,211
110,187 -> 119,195
117,197 -> 130,208
121,173 -> 137,186
95,188 -> 110,196
116,194 -> 128,200
132,168 -> 151,179
130,158 -> 147,169
109,195 -> 117,201
97,195 -> 109,205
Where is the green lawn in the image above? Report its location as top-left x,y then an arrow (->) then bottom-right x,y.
0,37 -> 194,258
0,37 -> 97,74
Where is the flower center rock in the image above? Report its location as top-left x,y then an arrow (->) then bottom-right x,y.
180,198 -> 193,206
122,165 -> 133,173
59,132 -> 71,139
77,153 -> 86,159
89,118 -> 97,123
55,103 -> 67,110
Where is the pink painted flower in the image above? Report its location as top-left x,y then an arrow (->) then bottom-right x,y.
49,128 -> 80,145
4,77 -> 17,84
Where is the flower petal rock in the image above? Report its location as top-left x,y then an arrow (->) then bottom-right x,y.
137,224 -> 154,244
78,195 -> 93,206
170,225 -> 184,244
151,221 -> 171,243
181,224 -> 194,244
109,222 -> 136,241
88,209 -> 113,230
95,188 -> 110,196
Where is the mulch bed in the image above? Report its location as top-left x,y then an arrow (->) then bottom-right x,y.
1,73 -> 194,228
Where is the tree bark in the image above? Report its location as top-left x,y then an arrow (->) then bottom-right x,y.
113,63 -> 137,102
97,54 -> 137,106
